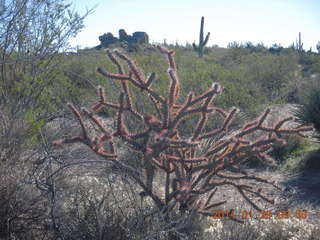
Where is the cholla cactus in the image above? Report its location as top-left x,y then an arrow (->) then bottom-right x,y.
53,46 -> 312,219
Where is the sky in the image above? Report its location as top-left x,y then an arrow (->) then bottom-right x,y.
69,0 -> 320,51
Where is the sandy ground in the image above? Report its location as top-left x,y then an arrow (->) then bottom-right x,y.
202,168 -> 320,225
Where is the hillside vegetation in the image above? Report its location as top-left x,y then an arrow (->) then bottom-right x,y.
3,42 -> 320,239
2,2 -> 320,239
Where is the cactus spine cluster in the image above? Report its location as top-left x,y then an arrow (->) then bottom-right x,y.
193,16 -> 210,57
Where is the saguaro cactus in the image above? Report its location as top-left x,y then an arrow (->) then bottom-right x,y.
53,46 -> 313,223
193,16 -> 210,57
296,32 -> 303,54
316,41 -> 320,54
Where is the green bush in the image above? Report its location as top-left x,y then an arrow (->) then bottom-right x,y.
292,85 -> 320,137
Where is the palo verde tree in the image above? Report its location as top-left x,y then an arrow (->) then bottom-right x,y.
0,0 -> 94,148
0,0 -> 93,112
53,46 -> 313,237
0,1 -> 92,238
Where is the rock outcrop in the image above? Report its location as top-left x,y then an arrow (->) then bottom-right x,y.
132,31 -> 149,44
98,33 -> 119,47
96,29 -> 149,50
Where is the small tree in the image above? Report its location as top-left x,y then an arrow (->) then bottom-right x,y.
0,0 -> 92,238
0,0 -> 93,108
0,0 -> 94,154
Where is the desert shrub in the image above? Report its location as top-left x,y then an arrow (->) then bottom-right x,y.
55,174 -> 130,239
0,0 -> 93,146
202,218 -> 259,240
0,106 -> 48,239
32,148 -> 198,240
0,1 -> 93,238
292,83 -> 320,137
242,52 -> 298,102
271,135 -> 308,163
218,45 -> 301,104
277,140 -> 320,173
302,148 -> 320,171
298,52 -> 320,74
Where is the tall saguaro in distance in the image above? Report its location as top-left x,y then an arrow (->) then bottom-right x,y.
193,16 -> 210,57
296,32 -> 303,55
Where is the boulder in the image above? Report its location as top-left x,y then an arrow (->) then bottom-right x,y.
98,32 -> 119,47
132,31 -> 149,44
119,29 -> 129,41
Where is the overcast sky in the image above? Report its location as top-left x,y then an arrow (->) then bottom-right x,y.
69,0 -> 320,50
